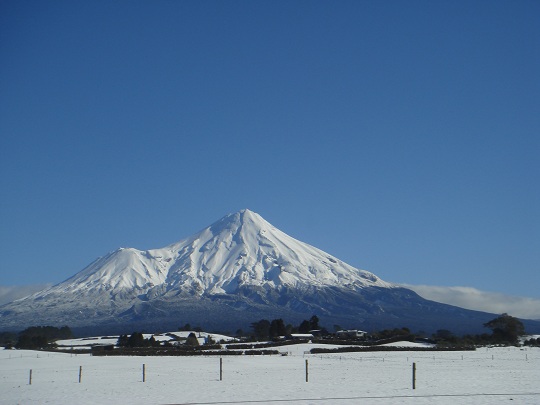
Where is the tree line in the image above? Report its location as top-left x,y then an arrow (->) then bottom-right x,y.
433,313 -> 526,346
117,331 -> 203,348
249,315 -> 322,340
0,325 -> 73,349
247,313 -> 530,347
0,313 -> 533,350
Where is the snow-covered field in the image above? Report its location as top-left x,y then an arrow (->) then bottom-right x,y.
1,344 -> 539,404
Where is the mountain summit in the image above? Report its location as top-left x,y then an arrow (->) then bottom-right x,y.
0,209 -> 529,334
159,208 -> 392,295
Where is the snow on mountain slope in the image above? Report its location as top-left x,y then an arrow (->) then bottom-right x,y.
31,209 -> 392,300
159,209 -> 393,294
56,248 -> 167,293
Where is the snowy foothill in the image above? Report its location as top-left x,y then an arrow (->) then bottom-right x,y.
2,343 -> 540,404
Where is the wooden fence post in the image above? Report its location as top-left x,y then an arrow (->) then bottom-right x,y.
29,369 -> 32,385
142,364 -> 146,382
220,357 -> 223,381
412,362 -> 416,390
79,366 -> 82,383
305,359 -> 309,383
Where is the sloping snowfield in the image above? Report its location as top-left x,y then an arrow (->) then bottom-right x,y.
1,344 -> 539,404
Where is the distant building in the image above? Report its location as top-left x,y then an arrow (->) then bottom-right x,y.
336,330 -> 367,339
289,333 -> 314,340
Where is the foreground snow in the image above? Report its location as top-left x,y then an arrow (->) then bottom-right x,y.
1,344 -> 539,404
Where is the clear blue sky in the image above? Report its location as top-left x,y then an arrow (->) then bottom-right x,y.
1,1 -> 539,300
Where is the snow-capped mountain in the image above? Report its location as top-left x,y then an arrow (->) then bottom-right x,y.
1,209 -> 535,335
42,209 -> 391,298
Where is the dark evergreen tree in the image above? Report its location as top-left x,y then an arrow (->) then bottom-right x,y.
117,334 -> 129,347
17,325 -> 73,342
269,319 -> 286,338
15,334 -> 48,349
298,320 -> 311,333
185,332 -> 200,346
127,332 -> 146,347
250,319 -> 271,340
371,327 -> 411,340
309,315 -> 320,330
484,313 -> 525,344
118,332 -> 160,348
14,325 -> 71,349
524,337 -> 540,347
58,326 -> 73,339
15,334 -> 33,349
0,332 -> 17,347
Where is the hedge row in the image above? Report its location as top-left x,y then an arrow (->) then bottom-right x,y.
226,339 -> 309,350
91,348 -> 280,356
310,346 -> 475,354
